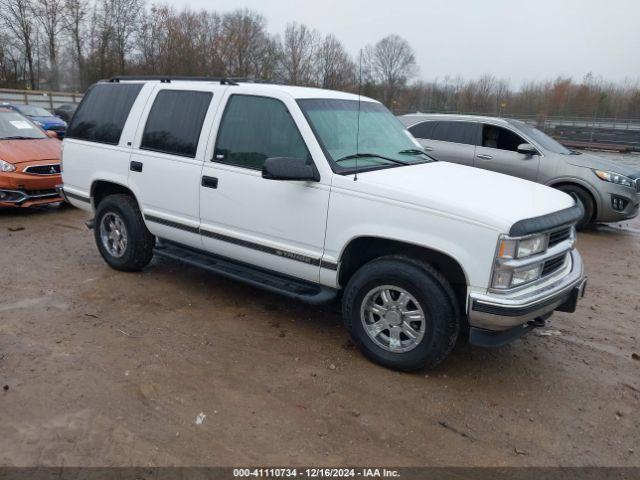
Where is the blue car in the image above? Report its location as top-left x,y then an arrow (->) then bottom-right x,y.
2,104 -> 67,138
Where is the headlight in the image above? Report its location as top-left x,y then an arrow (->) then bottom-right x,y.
0,159 -> 16,172
497,233 -> 548,259
594,170 -> 636,188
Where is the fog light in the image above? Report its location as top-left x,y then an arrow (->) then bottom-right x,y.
0,190 -> 25,202
611,196 -> 628,212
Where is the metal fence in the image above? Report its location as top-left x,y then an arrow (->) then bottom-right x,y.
0,88 -> 83,111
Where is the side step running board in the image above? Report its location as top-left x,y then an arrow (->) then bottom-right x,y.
154,240 -> 338,305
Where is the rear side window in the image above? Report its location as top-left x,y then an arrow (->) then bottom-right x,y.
214,95 -> 309,170
141,90 -> 212,158
408,121 -> 436,139
67,83 -> 142,145
431,121 -> 478,145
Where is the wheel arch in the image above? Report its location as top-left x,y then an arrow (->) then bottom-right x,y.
91,180 -> 137,208
547,178 -> 599,222
337,236 -> 469,314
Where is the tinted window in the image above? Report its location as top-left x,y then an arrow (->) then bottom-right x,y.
67,83 -> 142,145
482,125 -> 526,152
215,95 -> 309,170
431,121 -> 478,145
408,121 -> 436,139
141,90 -> 212,158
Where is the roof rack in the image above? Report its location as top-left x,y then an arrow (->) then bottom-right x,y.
103,76 -> 245,86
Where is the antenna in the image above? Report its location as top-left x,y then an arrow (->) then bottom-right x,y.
354,49 -> 363,181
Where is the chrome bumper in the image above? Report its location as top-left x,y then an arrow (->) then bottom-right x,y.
468,249 -> 586,331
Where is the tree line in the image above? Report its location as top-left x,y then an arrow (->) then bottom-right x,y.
1,0 -> 639,120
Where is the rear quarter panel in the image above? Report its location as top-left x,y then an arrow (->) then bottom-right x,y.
61,83 -> 155,211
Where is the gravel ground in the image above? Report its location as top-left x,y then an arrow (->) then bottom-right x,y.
0,178 -> 639,467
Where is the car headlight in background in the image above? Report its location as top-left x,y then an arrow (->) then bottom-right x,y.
497,233 -> 548,259
0,159 -> 16,172
594,170 -> 636,188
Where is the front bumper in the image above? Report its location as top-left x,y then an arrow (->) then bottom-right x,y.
595,184 -> 640,223
0,188 -> 62,207
468,249 -> 586,331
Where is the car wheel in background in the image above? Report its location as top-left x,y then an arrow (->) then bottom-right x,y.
556,185 -> 595,230
342,256 -> 460,371
94,194 -> 155,271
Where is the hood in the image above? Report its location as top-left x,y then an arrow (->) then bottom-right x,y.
0,138 -> 62,165
28,115 -> 67,127
355,162 -> 575,234
567,152 -> 639,178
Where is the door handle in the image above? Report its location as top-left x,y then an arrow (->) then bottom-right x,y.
202,176 -> 218,189
130,161 -> 143,172
476,154 -> 493,160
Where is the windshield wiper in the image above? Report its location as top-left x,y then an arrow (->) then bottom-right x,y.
336,153 -> 410,166
398,149 -> 429,156
2,136 -> 38,140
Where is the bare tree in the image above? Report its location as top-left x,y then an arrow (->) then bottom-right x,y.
314,34 -> 355,90
0,0 -> 37,89
279,22 -> 318,86
107,0 -> 143,73
364,34 -> 417,106
32,0 -> 65,89
219,9 -> 278,80
63,0 -> 89,88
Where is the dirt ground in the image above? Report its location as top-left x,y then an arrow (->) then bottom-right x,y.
1,191 -> 639,466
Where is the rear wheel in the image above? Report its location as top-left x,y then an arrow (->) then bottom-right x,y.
94,194 -> 155,271
342,256 -> 460,371
556,184 -> 594,230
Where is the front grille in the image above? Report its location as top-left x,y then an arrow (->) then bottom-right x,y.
548,227 -> 572,247
48,126 -> 66,132
542,254 -> 567,278
23,164 -> 61,175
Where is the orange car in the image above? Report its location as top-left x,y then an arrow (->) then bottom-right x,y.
0,108 -> 63,208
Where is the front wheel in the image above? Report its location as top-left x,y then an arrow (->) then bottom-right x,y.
94,194 -> 155,271
342,256 -> 460,371
556,185 -> 594,230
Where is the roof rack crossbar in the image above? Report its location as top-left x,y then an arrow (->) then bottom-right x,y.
104,76 -> 245,86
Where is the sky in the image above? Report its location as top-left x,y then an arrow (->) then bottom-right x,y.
166,0 -> 640,88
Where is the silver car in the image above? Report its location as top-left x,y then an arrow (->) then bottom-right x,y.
399,114 -> 640,229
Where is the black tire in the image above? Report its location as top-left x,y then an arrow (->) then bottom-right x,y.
342,256 -> 460,371
556,184 -> 594,230
94,194 -> 155,271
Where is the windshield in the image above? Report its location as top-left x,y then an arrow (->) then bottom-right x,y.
0,111 -> 46,140
297,99 -> 434,173
509,120 -> 572,155
16,105 -> 53,117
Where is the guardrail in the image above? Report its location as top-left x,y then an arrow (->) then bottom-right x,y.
0,88 -> 83,111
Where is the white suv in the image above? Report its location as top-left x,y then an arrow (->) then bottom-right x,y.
59,77 -> 587,371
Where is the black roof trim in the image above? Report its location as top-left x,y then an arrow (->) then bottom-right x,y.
509,202 -> 584,237
102,76 -> 247,86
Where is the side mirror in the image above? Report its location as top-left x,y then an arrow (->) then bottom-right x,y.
517,143 -> 538,156
45,130 -> 59,139
262,157 -> 320,182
